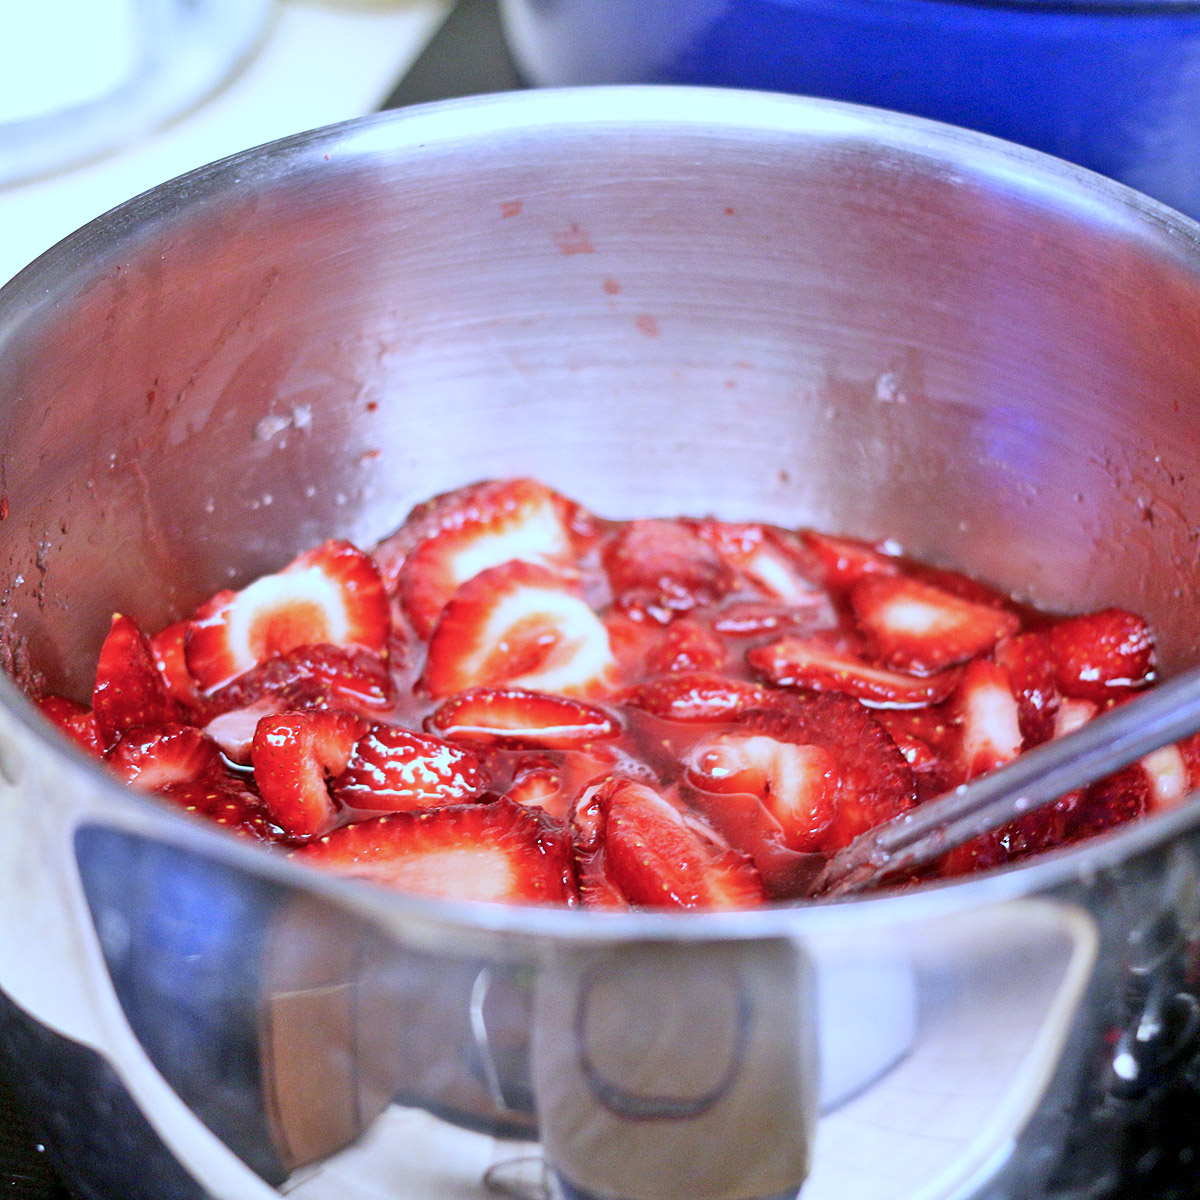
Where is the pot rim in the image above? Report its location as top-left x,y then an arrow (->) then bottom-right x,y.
4,84 -> 1199,943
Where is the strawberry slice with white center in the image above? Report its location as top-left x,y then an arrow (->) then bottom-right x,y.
747,635 -> 961,708
423,561 -> 616,699
296,797 -> 577,905
681,782 -> 822,899
507,764 -> 565,814
186,541 -> 389,693
693,521 -> 822,604
851,576 -> 1020,673
334,725 -> 488,813
427,687 -> 619,749
1053,696 -> 1098,739
622,672 -> 775,722
93,614 -> 183,748
380,478 -> 584,638
689,696 -> 916,854
589,778 -> 766,909
686,735 -> 838,853
251,710 -> 370,838
957,659 -> 1023,780
1141,745 -> 1190,811
107,724 -> 226,792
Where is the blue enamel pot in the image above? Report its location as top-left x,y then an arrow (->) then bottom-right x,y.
500,0 -> 1200,218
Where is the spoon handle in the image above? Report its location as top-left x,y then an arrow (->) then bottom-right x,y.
813,664 -> 1200,897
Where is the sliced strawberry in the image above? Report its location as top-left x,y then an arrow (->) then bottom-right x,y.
572,780 -> 609,853
995,632 -> 1059,745
956,659 -> 1022,780
622,672 -> 776,722
712,599 -> 833,638
149,620 -> 203,707
570,785 -> 633,910
507,764 -> 565,814
251,710 -> 369,838
297,797 -> 577,905
1053,697 -> 1098,739
874,707 -> 958,759
577,858 -> 632,910
603,612 -> 728,681
686,734 -> 838,853
502,745 -> 625,824
92,614 -> 182,748
692,696 -> 915,853
874,708 -> 957,801
692,521 -> 820,603
37,696 -> 103,757
160,775 -> 281,841
906,562 -> 1020,610
602,519 -> 735,620
850,576 -> 1019,673
800,530 -> 900,590
199,643 -> 393,722
423,561 -> 616,699
747,635 -> 961,708
105,721 -> 279,840
427,687 -> 618,749
382,478 -> 585,637
1140,745 -> 1190,811
107,724 -> 226,791
591,778 -> 766,909
1068,765 -> 1150,840
682,784 -> 821,899
376,477 -> 590,578
644,618 -> 727,675
889,731 -> 938,770
1045,608 -> 1155,700
1178,732 -> 1200,794
940,803 -> 1070,877
334,725 -> 488,813
186,541 -> 389,692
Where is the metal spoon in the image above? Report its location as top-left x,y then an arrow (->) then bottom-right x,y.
811,664 -> 1200,898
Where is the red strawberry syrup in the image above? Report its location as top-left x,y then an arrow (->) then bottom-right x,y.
32,480 -> 1170,909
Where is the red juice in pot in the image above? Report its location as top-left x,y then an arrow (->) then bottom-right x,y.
34,477 -> 1180,907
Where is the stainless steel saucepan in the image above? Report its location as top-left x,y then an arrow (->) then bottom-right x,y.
2,88 -> 1200,1200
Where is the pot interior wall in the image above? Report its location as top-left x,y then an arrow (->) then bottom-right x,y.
2,98 -> 1200,699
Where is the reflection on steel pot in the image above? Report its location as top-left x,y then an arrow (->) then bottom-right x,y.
498,0 -> 1200,221
3,87 -> 1200,1200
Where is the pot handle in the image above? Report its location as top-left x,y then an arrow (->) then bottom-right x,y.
531,937 -> 817,1200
